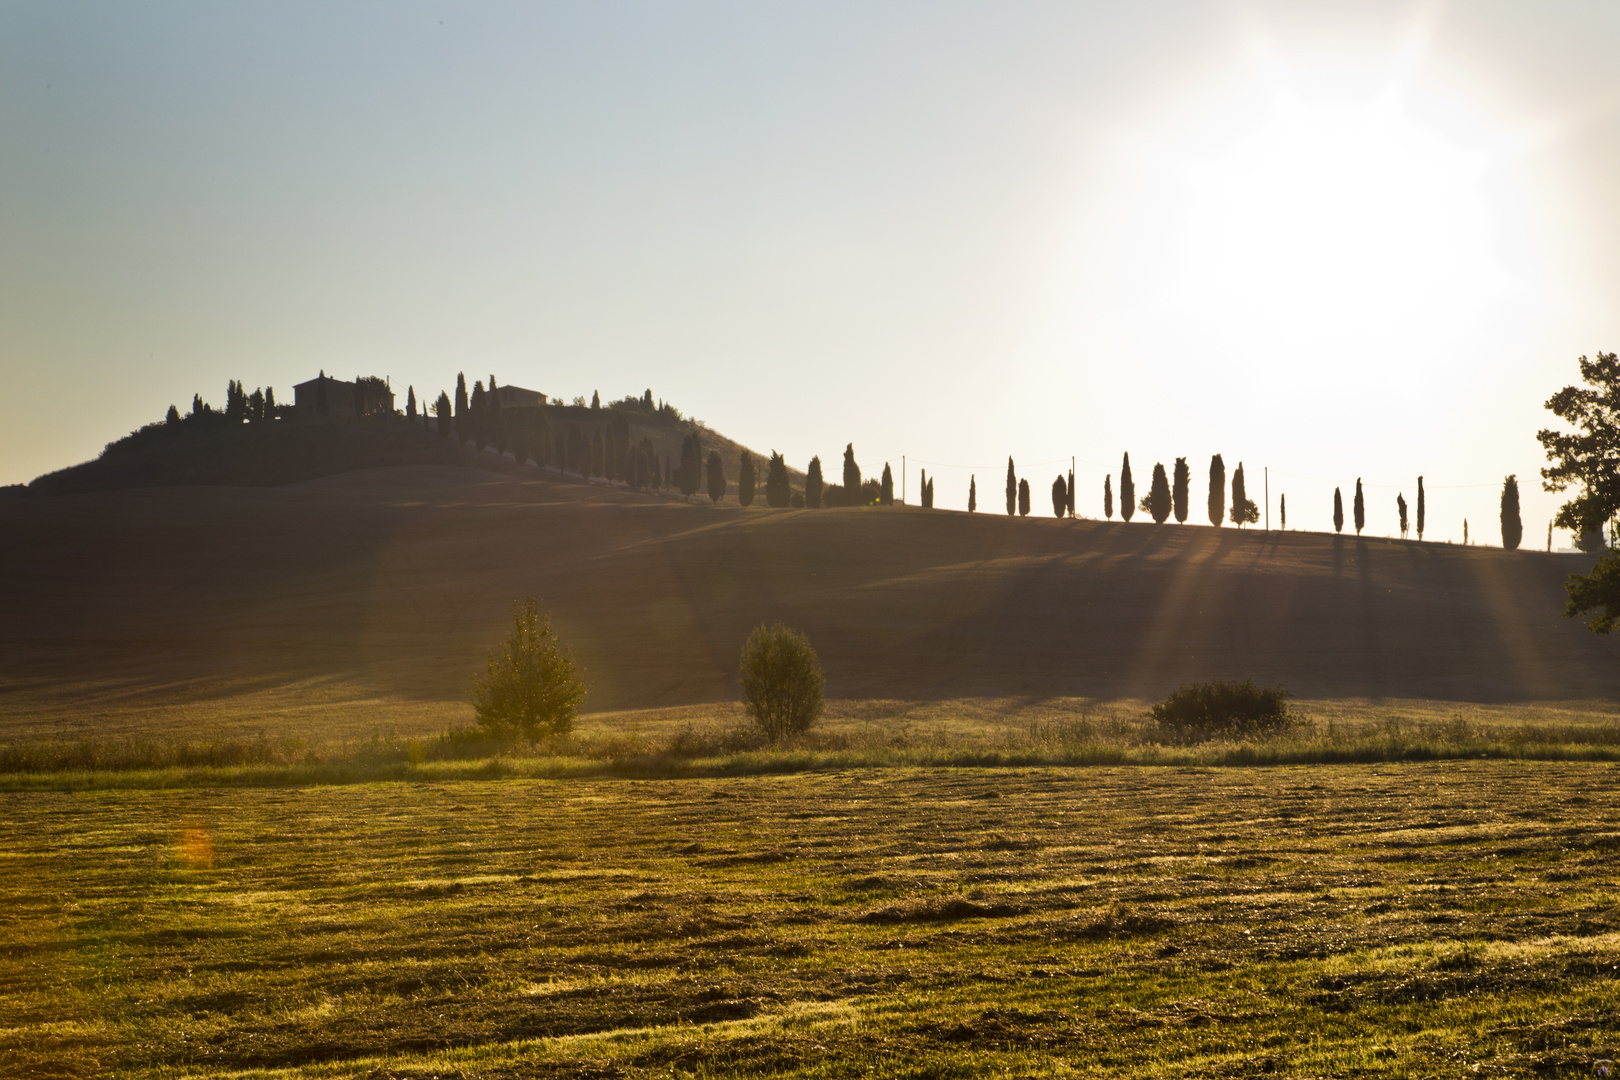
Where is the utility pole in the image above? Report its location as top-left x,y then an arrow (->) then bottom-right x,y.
1264,467 -> 1269,531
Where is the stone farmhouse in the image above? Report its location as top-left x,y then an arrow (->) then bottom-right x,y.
293,372 -> 395,418
494,384 -> 546,407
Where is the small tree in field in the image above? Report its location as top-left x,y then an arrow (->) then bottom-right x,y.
1051,475 -> 1067,517
470,598 -> 586,739
1172,457 -> 1190,523
1018,478 -> 1031,516
881,462 -> 894,505
1149,462 -> 1171,523
739,623 -> 824,742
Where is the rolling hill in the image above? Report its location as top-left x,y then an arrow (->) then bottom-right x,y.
3,456 -> 1616,742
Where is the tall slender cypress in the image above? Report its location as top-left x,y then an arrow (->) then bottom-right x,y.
1208,454 -> 1226,526
405,386 -> 416,418
968,475 -> 977,513
1280,493 -> 1286,529
1066,470 -> 1075,517
1172,457 -> 1190,523
1104,475 -> 1113,519
1501,474 -> 1522,550
454,373 -> 469,442
766,452 -> 790,507
1005,457 -> 1017,516
1333,488 -> 1345,533
1018,478 -> 1030,517
1051,475 -> 1067,518
1149,463 -> 1172,523
843,444 -> 860,500
470,381 -> 488,450
1417,476 -> 1426,540
1397,493 -> 1409,537
806,456 -> 823,508
1119,453 -> 1135,522
1354,478 -> 1365,535
919,469 -> 928,508
435,392 -> 451,437
880,463 -> 894,505
706,450 -> 725,503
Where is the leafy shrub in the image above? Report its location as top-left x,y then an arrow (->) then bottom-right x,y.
470,598 -> 587,739
1150,679 -> 1301,741
739,623 -> 825,742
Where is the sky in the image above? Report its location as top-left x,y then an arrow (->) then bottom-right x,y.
5,0 -> 1620,543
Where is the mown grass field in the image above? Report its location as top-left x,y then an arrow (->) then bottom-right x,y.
7,761 -> 1618,1078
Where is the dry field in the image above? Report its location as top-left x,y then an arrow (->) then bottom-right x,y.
5,762 -> 1618,1078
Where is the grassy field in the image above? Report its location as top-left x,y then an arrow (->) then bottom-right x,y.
5,762 -> 1618,1078
4,463 -> 1618,747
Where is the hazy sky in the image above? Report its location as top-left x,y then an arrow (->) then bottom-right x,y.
5,1 -> 1620,541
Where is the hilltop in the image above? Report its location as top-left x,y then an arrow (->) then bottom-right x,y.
1,460 -> 1614,741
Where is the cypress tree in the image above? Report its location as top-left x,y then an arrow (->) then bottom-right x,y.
406,386 -> 416,418
642,389 -> 653,410
1172,457 -> 1190,523
766,452 -> 790,507
880,463 -> 893,505
1208,454 -> 1225,526
264,386 -> 276,418
1005,457 -> 1017,516
843,443 -> 860,500
248,388 -> 265,422
165,404 -> 181,431
1465,518 -> 1470,545
1018,478 -> 1031,517
1104,474 -> 1113,519
1149,463 -> 1171,523
1397,493 -> 1409,537
1051,475 -> 1066,517
1501,474 -> 1522,550
1066,470 -> 1075,517
1280,493 -> 1286,529
1119,453 -> 1135,522
707,450 -> 726,503
591,390 -> 600,410
454,373 -> 469,442
1417,476 -> 1426,540
1231,462 -> 1246,526
806,456 -> 823,508
1354,478 -> 1365,535
1333,488 -> 1345,533
435,392 -> 451,437
926,476 -> 934,507
919,469 -> 929,508
470,381 -> 488,450
738,451 -> 756,507
968,474 -> 977,513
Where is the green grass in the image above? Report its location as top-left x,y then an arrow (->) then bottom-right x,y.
4,762 -> 1618,1077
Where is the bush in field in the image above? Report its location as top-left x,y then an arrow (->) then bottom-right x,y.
738,623 -> 824,742
1150,679 -> 1300,741
469,597 -> 587,739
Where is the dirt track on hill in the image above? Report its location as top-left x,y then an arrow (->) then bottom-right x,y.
2,464 -> 1616,737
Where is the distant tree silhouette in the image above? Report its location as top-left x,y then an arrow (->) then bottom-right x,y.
1353,478 -> 1365,535
225,380 -> 247,423
766,452 -> 790,507
969,474 -> 977,513
806,456 -> 823,508
454,373 -> 469,442
1280,493 -> 1286,530
1397,494 -> 1409,537
1148,463 -> 1171,523
1119,453 -> 1135,522
918,469 -> 927,508
1104,474 -> 1113,519
843,444 -> 860,501
1018,478 -> 1031,516
1230,462 -> 1258,526
470,381 -> 488,450
1465,518 -> 1470,545
1052,475 -> 1067,517
1172,457 -> 1189,523
488,378 -> 503,452
264,386 -> 276,418
166,404 -> 180,430
738,451 -> 756,507
192,392 -> 206,419
880,462 -> 894,505
248,388 -> 265,423
1066,469 -> 1075,517
1333,488 -> 1344,533
434,392 -> 451,437
1501,474 -> 1523,550
707,450 -> 726,503
591,390 -> 600,410
1005,457 -> 1017,516
924,474 -> 935,508
1417,476 -> 1426,540
405,386 -> 416,418
1208,454 -> 1225,527
678,432 -> 704,495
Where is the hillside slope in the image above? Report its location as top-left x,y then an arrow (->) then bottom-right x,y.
2,464 -> 1615,740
